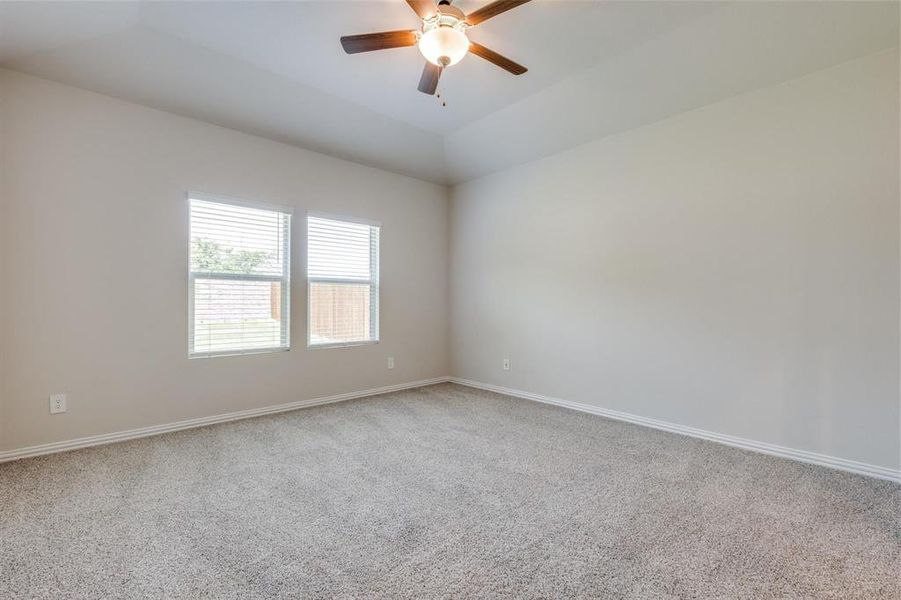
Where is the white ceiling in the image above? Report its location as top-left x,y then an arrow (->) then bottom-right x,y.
1,1 -> 898,184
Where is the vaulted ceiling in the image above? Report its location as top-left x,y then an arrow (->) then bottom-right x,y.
1,1 -> 898,184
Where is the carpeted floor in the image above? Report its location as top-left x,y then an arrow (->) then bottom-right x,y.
1,383 -> 898,599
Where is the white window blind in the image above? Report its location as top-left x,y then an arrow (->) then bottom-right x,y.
307,215 -> 380,347
189,195 -> 291,357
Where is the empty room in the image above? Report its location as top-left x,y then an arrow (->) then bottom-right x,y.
1,1 -> 899,597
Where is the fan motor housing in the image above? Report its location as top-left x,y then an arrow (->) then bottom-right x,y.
424,4 -> 466,29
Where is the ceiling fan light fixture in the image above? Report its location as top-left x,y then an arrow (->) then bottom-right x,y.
340,0 -> 531,96
418,26 -> 469,67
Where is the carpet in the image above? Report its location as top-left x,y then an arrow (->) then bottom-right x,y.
1,383 -> 898,598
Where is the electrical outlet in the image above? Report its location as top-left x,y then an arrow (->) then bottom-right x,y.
387,356 -> 395,370
49,394 -> 67,414
503,358 -> 511,371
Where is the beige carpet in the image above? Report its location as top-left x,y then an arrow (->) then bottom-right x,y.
1,383 -> 899,598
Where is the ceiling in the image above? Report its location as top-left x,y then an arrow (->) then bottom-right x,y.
1,1 -> 898,184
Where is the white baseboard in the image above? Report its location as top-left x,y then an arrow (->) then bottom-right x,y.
0,377 -> 451,463
450,377 -> 901,484
5,375 -> 898,484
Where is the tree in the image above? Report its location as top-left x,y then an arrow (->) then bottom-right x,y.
191,238 -> 270,274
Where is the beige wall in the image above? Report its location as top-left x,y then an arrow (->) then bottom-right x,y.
449,50 -> 901,470
2,50 -> 899,474
0,70 -> 449,451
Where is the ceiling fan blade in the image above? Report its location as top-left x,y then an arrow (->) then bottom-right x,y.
340,30 -> 418,54
417,62 -> 442,95
469,42 -> 527,75
466,0 -> 531,26
406,0 -> 438,20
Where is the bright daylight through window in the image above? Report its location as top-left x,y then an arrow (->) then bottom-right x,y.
189,195 -> 291,357
307,215 -> 380,347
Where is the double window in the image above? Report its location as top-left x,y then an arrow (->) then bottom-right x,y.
188,195 -> 379,356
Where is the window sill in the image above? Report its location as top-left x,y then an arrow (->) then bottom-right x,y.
307,340 -> 379,350
189,347 -> 291,359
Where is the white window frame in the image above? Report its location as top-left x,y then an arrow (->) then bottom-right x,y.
306,211 -> 380,349
188,192 -> 292,358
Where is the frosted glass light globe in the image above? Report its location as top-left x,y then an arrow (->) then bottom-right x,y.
418,27 -> 469,67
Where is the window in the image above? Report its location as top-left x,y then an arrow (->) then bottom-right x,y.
189,195 -> 291,357
307,214 -> 380,347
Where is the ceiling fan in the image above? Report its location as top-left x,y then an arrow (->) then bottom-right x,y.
340,0 -> 531,95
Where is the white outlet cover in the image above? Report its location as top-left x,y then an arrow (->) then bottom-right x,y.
503,359 -> 511,371
387,356 -> 395,369
49,393 -> 67,414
